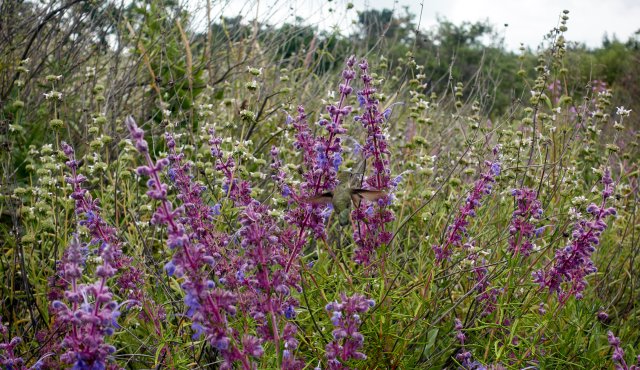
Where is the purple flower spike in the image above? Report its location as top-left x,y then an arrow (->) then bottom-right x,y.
432,158 -> 500,264
0,318 -> 25,370
533,169 -> 616,304
508,188 -> 544,256
453,318 -> 487,369
607,331 -> 639,370
59,141 -> 146,305
53,236 -> 121,368
325,294 -> 373,369
211,125 -> 311,368
351,58 -> 395,265
270,56 -> 358,272
127,117 -> 250,368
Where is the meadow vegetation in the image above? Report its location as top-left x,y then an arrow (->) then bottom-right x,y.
1,1 -> 639,369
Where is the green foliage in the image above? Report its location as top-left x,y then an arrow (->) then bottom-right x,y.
0,2 -> 639,369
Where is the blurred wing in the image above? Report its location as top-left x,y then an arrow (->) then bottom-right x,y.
302,192 -> 334,205
349,189 -> 387,206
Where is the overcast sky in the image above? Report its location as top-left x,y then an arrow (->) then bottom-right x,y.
190,0 -> 640,51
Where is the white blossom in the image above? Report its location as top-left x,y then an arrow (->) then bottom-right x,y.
616,106 -> 631,117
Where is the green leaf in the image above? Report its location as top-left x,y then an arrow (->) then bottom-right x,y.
542,93 -> 553,111
495,340 -> 504,360
422,328 -> 439,358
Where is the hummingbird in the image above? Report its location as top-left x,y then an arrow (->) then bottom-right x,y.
303,171 -> 387,226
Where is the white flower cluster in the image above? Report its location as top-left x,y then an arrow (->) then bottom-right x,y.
616,106 -> 631,117
43,91 -> 63,100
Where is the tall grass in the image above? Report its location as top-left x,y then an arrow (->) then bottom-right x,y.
1,1 -> 638,369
